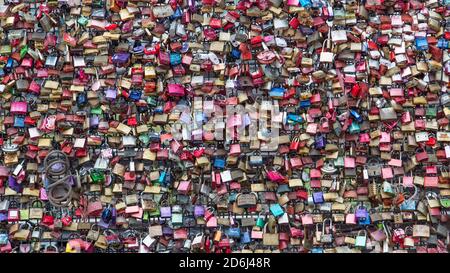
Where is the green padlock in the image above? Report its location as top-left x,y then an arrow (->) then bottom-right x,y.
147,97 -> 157,107
256,213 -> 266,229
20,45 -> 28,59
20,203 -> 29,221
376,222 -> 384,230
143,211 -> 150,221
91,107 -> 103,115
349,120 -> 360,134
304,181 -> 311,191
426,106 -> 437,118
440,198 -> 450,208
90,170 -> 105,183
139,134 -> 150,145
172,213 -> 183,225
92,0 -> 103,7
382,181 -> 395,195
334,156 -> 345,167
77,16 -> 89,26
149,207 -> 161,217
171,205 -> 183,225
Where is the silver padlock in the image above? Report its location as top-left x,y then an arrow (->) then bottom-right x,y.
0,199 -> 9,211
183,238 -> 192,250
13,160 -> 25,176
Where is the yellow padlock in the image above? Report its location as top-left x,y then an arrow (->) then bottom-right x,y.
65,240 -> 81,253
213,229 -> 222,242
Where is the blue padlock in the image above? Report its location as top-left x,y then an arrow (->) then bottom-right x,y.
228,226 -> 241,238
231,47 -> 241,59
299,100 -> 311,108
270,204 -> 284,217
277,184 -> 290,194
269,87 -> 286,98
214,158 -> 226,169
415,37 -> 428,51
154,105 -> 164,114
14,116 -> 25,128
170,52 -> 182,66
438,38 -> 449,49
358,215 -> 371,226
241,230 -> 251,244
195,112 -> 206,123
299,0 -> 311,8
350,109 -> 363,123
101,206 -> 113,223
5,58 -> 14,72
129,90 -> 142,101
400,199 -> 417,211
287,113 -> 304,124
229,192 -> 238,203
164,171 -> 172,186
77,92 -> 87,106
158,170 -> 167,184
170,7 -> 183,19
311,247 -> 323,253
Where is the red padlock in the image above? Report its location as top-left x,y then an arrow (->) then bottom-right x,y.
426,136 -> 436,146
290,137 -> 300,151
193,148 -> 205,158
105,23 -> 119,31
392,228 -> 406,244
296,190 -> 309,200
289,17 -> 300,29
42,214 -> 55,226
204,207 -> 215,222
61,215 -> 73,226
127,116 -> 137,126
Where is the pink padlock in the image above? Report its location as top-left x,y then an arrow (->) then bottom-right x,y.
40,188 -> 49,201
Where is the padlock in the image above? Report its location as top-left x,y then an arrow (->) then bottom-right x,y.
355,230 -> 367,248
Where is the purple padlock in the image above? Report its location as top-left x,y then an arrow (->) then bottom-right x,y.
160,206 -> 172,218
98,219 -> 110,229
188,0 -> 197,12
8,175 -> 22,193
105,88 -> 117,100
312,192 -> 324,204
121,20 -> 133,33
90,116 -> 99,128
111,207 -> 117,225
194,205 -> 205,218
162,226 -> 173,236
315,134 -> 326,149
112,52 -> 130,65
0,213 -> 7,222
355,205 -> 367,220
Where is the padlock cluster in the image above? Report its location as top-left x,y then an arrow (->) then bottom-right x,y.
0,0 -> 449,253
